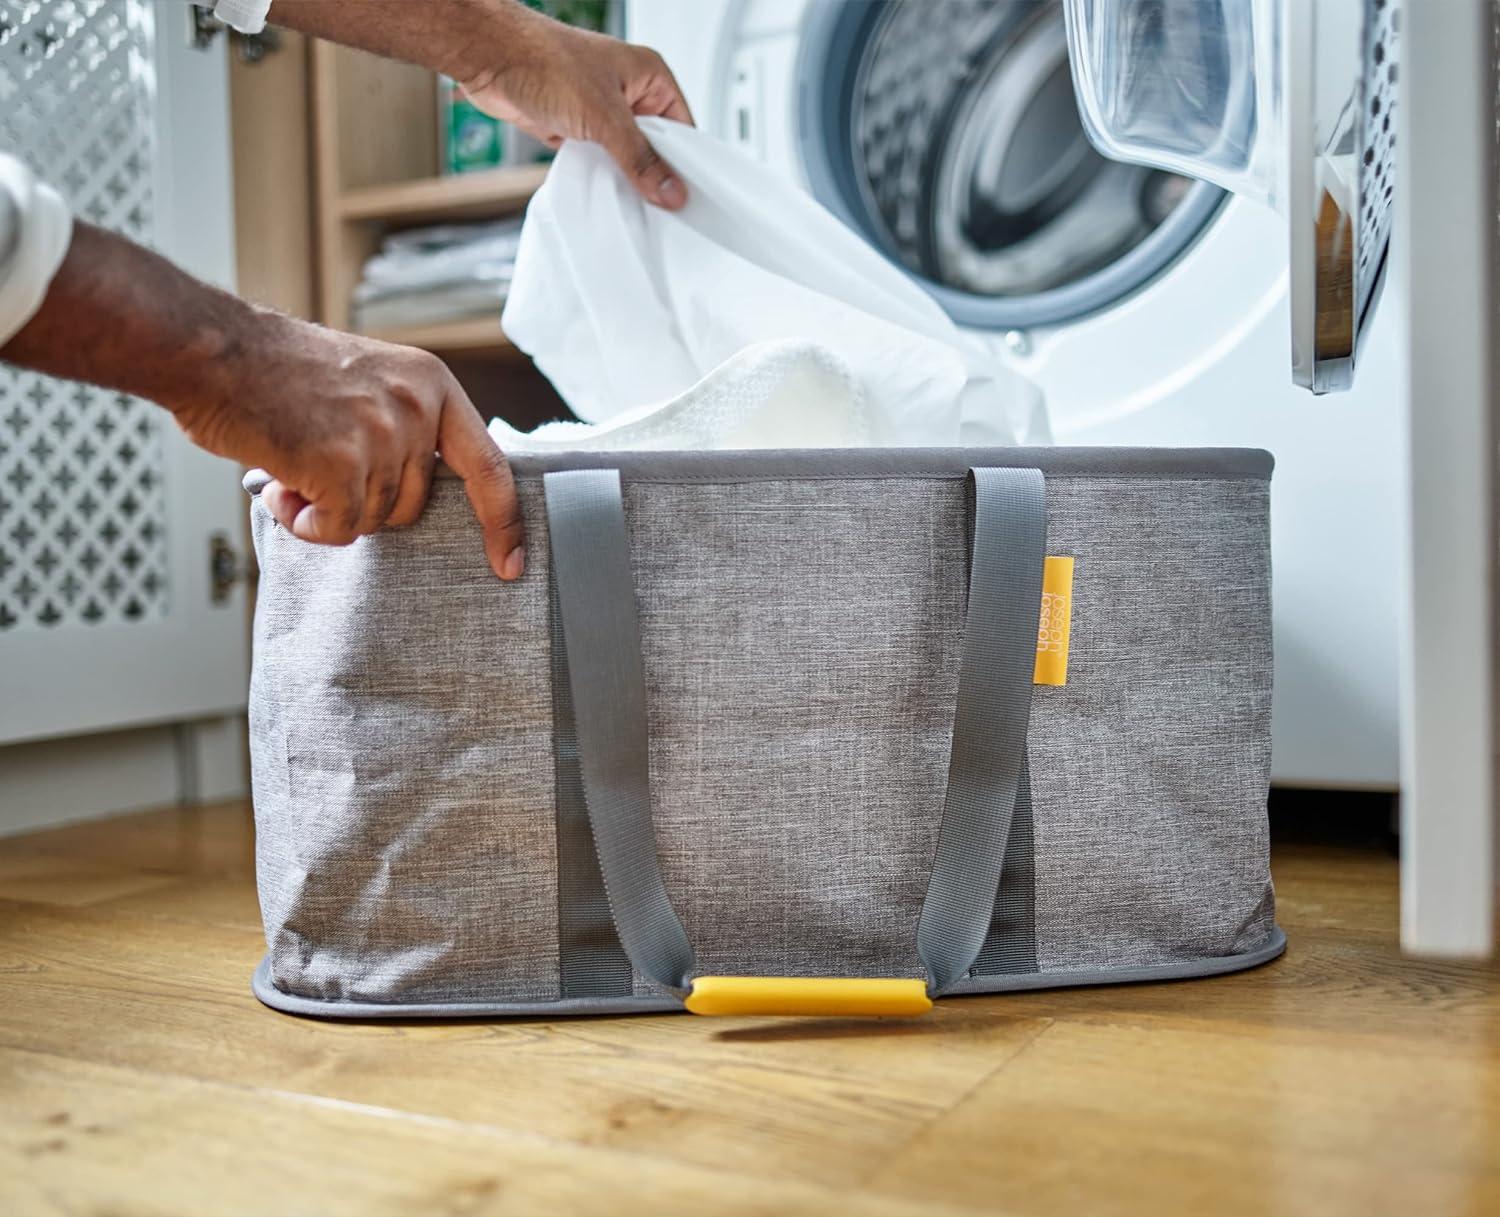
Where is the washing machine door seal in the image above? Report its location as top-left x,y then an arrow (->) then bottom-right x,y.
796,0 -> 1226,330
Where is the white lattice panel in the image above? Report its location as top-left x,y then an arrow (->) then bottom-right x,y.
1357,0 -> 1398,324
0,0 -> 168,631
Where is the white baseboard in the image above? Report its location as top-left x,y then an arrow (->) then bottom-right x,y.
0,715 -> 248,838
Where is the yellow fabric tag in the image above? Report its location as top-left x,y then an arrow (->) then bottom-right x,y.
1034,556 -> 1074,686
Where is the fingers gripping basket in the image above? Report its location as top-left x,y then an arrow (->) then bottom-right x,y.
244,448 -> 1283,1019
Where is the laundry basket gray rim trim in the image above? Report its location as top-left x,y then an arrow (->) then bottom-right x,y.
502,447 -> 1274,482
249,927 -> 1285,1020
242,447 -> 1272,499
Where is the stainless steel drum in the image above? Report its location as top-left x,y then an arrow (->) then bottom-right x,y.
796,0 -> 1226,329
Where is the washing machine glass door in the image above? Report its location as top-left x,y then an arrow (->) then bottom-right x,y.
1063,0 -> 1399,392
797,0 -> 1225,330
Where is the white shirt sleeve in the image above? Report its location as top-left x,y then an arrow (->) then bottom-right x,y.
0,152 -> 73,348
204,0 -> 271,35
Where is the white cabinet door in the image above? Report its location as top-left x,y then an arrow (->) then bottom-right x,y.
0,1 -> 248,744
1396,0 -> 1497,958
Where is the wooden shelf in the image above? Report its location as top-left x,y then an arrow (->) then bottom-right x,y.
307,46 -> 562,418
339,165 -> 549,226
357,315 -> 518,356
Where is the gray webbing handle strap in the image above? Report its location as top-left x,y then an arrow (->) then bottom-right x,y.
544,466 -> 1046,1001
918,466 -> 1046,992
551,570 -> 635,997
545,470 -> 697,994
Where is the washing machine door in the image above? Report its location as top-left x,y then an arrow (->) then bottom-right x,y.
1063,0 -> 1399,393
795,0 -> 1226,331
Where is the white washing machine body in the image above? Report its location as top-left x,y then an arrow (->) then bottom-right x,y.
630,0 -> 1404,789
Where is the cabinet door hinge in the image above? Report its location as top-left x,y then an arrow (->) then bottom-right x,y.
209,532 -> 247,604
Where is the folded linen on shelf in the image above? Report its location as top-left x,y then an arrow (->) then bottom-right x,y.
351,216 -> 521,333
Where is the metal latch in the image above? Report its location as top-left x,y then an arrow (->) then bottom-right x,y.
188,7 -> 225,49
189,6 -> 282,63
209,532 -> 246,604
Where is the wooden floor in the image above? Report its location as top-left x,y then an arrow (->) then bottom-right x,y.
1,802 -> 1496,1217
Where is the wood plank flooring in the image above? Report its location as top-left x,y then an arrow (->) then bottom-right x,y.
1,800 -> 1496,1217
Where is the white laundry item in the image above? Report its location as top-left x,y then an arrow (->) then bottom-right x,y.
489,339 -> 872,453
500,116 -> 1047,448
360,220 -> 522,296
353,280 -> 510,333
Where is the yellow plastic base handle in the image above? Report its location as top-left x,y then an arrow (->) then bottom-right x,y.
684,976 -> 934,1018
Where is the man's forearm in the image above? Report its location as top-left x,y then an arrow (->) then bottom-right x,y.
0,221 -> 259,424
267,0 -> 537,87
0,219 -> 527,576
267,0 -> 691,210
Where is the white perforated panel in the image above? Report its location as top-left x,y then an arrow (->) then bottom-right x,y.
0,0 -> 168,631
1358,0 -> 1398,323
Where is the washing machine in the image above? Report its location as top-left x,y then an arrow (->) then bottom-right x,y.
629,0 -> 1405,790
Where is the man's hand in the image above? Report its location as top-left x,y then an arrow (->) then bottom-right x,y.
1,223 -> 525,580
269,0 -> 694,209
178,317 -> 525,580
459,11 -> 694,210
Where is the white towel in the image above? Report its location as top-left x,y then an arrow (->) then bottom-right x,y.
490,339 -> 874,452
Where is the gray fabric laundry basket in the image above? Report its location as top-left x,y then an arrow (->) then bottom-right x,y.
244,447 -> 1284,1020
